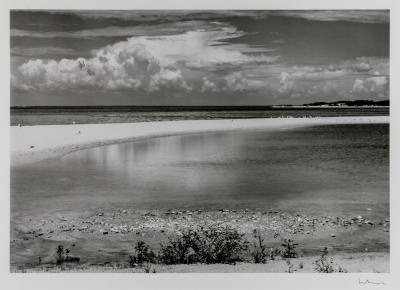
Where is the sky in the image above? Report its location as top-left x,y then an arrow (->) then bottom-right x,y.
10,10 -> 389,106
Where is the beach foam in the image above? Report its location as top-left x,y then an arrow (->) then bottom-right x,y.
10,116 -> 389,166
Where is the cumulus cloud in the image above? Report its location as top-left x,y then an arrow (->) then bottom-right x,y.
341,57 -> 389,74
278,72 -> 295,93
352,76 -> 389,98
277,66 -> 346,95
198,55 -> 389,99
274,56 -> 389,99
14,44 -> 189,92
13,23 -> 279,92
201,77 -> 217,92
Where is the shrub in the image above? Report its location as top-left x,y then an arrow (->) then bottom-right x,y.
314,247 -> 347,273
251,230 -> 268,263
143,262 -> 156,273
269,247 -> 281,260
314,247 -> 335,273
129,241 -> 157,266
56,245 -> 65,265
159,224 -> 249,264
158,230 -> 199,264
55,245 -> 80,265
286,259 -> 296,273
280,239 -> 298,258
197,224 -> 249,264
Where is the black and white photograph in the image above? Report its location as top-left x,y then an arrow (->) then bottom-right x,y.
2,0 -> 400,288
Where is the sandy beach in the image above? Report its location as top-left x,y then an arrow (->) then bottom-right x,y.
11,116 -> 389,166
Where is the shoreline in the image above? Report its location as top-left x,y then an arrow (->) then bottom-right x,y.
11,207 -> 389,273
11,116 -> 389,166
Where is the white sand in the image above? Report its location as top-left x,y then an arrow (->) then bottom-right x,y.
10,116 -> 389,166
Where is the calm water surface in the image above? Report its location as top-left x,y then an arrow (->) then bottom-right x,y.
11,124 -> 389,219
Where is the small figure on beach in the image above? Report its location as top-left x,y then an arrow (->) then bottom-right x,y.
78,60 -> 85,70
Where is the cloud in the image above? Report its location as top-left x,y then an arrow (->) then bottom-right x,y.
15,44 -> 189,92
341,57 -> 389,74
201,77 -> 217,92
13,22 -> 279,92
272,10 -> 389,24
59,10 -> 274,22
11,47 -> 81,58
11,21 -> 222,39
276,67 -> 346,95
224,72 -> 266,91
283,67 -> 346,81
275,57 -> 389,100
352,76 -> 389,98
64,10 -> 389,24
199,55 -> 389,99
278,72 -> 295,93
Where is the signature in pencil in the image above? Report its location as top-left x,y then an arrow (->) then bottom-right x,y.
358,278 -> 386,286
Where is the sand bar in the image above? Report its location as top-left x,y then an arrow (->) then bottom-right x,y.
11,116 -> 389,166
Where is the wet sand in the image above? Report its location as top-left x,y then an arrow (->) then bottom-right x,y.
10,207 -> 389,272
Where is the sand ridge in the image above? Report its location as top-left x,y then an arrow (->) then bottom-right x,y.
11,116 -> 389,166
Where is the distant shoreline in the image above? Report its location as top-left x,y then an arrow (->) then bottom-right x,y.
10,105 -> 389,111
11,116 -> 389,166
10,106 -> 389,126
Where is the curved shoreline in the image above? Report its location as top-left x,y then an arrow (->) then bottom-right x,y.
11,116 -> 389,166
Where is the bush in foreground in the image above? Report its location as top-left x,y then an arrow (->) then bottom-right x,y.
129,241 -> 157,266
158,224 -> 249,264
55,245 -> 80,265
251,230 -> 268,263
314,247 -> 347,273
280,239 -> 298,258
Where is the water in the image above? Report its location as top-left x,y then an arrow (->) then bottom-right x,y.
11,123 -> 389,220
11,107 -> 389,126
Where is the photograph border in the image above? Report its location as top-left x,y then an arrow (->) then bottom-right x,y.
1,0 -> 399,289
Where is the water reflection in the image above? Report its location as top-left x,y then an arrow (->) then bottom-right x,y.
11,124 -> 389,219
